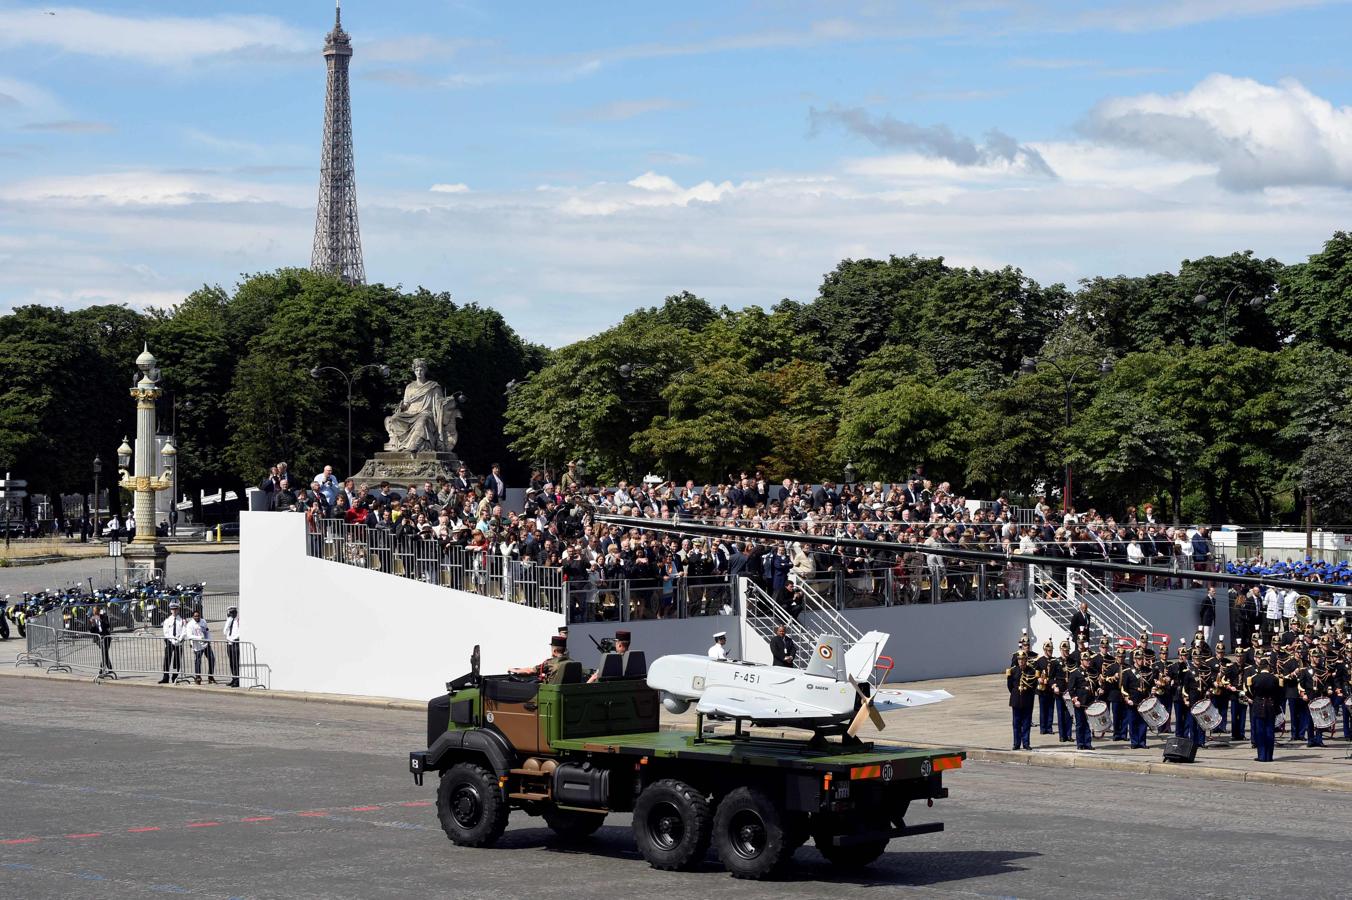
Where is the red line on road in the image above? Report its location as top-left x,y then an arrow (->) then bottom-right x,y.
65,833 -> 103,839
296,811 -> 330,817
126,827 -> 161,834
348,806 -> 380,812
185,822 -> 221,828
1,838 -> 40,845
398,801 -> 433,807
240,816 -> 274,823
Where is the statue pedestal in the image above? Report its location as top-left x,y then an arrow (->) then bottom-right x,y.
353,451 -> 464,485
123,540 -> 169,584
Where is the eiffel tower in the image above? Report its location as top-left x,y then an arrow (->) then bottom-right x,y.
311,1 -> 365,284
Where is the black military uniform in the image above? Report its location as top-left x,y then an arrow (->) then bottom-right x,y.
1280,649 -> 1306,741
1006,651 -> 1036,750
89,607 -> 114,677
1121,652 -> 1151,749
1249,663 -> 1282,762
1298,660 -> 1327,748
1034,641 -> 1058,734
1066,662 -> 1094,750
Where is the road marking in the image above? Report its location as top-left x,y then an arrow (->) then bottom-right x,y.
240,816 -> 274,823
0,838 -> 39,845
64,833 -> 103,839
126,827 -> 161,833
184,822 -> 220,828
399,800 -> 433,807
348,805 -> 380,811
297,811 -> 330,817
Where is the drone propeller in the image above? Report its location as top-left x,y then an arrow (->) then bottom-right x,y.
846,674 -> 886,737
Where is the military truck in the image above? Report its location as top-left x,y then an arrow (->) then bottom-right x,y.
407,648 -> 962,879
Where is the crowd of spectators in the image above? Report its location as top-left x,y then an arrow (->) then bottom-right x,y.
277,456 -> 1242,620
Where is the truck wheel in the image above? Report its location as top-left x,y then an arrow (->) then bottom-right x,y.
633,779 -> 712,871
437,762 -> 508,847
815,837 -> 889,870
713,786 -> 789,880
542,807 -> 605,839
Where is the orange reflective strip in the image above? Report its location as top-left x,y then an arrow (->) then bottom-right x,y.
932,755 -> 963,771
850,765 -> 882,780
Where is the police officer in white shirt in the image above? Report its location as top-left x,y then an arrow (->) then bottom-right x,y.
185,609 -> 217,685
158,601 -> 185,684
223,606 -> 241,687
708,631 -> 728,661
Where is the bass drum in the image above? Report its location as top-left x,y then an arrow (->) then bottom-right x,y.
1191,700 -> 1222,733
1085,701 -> 1111,736
1137,697 -> 1170,732
1308,697 -> 1335,730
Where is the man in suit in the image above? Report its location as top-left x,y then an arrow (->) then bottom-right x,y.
769,625 -> 797,667
1068,601 -> 1091,641
453,465 -> 473,495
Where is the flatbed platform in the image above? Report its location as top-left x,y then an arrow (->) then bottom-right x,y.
552,730 -> 964,780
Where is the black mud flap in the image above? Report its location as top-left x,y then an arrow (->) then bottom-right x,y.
832,821 -> 944,847
409,751 -> 430,786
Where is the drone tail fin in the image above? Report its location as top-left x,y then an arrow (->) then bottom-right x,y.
805,634 -> 846,681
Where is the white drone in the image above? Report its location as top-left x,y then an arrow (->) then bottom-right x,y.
646,630 -> 951,740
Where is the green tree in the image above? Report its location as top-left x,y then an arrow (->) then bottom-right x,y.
1273,231 -> 1352,353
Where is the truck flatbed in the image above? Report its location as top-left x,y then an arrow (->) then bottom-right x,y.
553,730 -> 965,782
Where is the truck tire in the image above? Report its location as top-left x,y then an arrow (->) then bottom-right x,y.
633,779 -> 712,871
713,786 -> 789,880
542,807 -> 605,839
437,762 -> 508,847
814,836 -> 888,870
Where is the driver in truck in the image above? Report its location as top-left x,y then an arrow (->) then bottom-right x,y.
511,634 -> 571,682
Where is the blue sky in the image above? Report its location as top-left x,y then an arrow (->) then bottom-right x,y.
2,1 -> 1352,344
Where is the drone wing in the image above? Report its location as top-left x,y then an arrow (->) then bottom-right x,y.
871,688 -> 953,712
694,685 -> 835,721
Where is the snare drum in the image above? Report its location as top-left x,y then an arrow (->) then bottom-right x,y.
1275,709 -> 1287,733
1309,697 -> 1335,730
1191,700 -> 1222,733
1085,701 -> 1112,735
1138,696 -> 1170,732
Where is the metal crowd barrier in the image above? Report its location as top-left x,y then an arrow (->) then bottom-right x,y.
18,625 -> 269,689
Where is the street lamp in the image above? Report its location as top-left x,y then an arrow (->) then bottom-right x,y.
1193,286 -> 1263,343
843,461 -> 857,489
91,454 -> 102,541
1020,354 -> 1114,513
160,438 -> 177,537
310,363 -> 390,477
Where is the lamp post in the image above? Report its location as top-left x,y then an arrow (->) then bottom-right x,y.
90,454 -> 102,542
1020,354 -> 1114,514
843,461 -> 857,489
161,438 -> 177,538
310,363 -> 390,477
119,345 -> 174,580
1193,286 -> 1263,344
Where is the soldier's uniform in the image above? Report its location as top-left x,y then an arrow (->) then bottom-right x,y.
1066,661 -> 1094,750
1034,640 -> 1058,734
532,635 -> 571,683
1005,651 -> 1036,750
1249,664 -> 1283,762
1280,648 -> 1306,742
1054,642 -> 1074,743
1121,651 -> 1151,749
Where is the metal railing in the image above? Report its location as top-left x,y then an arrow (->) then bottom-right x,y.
742,580 -> 817,667
786,575 -> 864,646
1031,564 -> 1151,645
19,618 -> 268,689
307,522 -> 566,615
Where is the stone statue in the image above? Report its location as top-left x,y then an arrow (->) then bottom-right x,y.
383,359 -> 463,453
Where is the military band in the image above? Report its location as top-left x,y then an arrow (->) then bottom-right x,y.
1004,621 -> 1352,759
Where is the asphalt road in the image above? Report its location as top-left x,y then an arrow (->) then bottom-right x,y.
0,551 -> 239,596
2,678 -> 1348,900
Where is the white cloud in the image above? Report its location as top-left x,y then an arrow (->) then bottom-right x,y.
565,98 -> 686,123
1072,0 -> 1342,32
0,7 -> 305,65
1083,74 -> 1352,189
430,183 -> 470,193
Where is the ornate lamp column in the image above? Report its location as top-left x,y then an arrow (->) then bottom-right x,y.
120,344 -> 173,581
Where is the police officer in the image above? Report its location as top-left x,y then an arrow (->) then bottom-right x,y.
158,600 -> 185,684
1248,658 -> 1282,762
511,634 -> 570,682
224,606 -> 241,687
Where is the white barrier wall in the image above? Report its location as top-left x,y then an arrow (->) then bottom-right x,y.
240,512 -> 563,701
